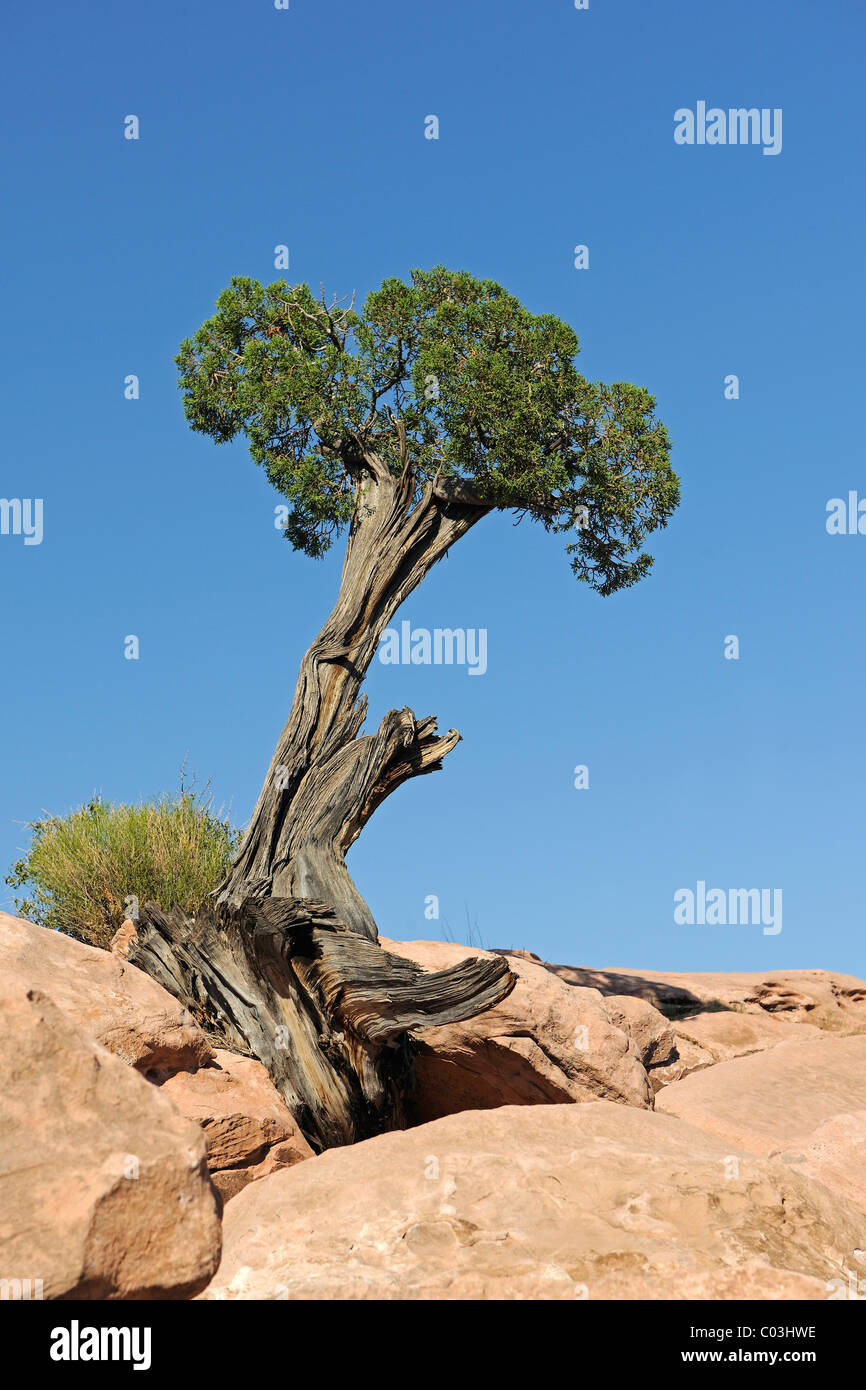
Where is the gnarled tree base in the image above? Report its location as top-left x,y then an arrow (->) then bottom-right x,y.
128,896 -> 515,1152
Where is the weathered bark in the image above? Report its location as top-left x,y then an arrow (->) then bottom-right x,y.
128,894 -> 514,1151
128,457 -> 515,1149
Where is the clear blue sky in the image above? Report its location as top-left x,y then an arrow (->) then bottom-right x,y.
2,0 -> 864,975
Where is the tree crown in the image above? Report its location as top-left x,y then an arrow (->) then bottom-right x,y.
176,266 -> 678,593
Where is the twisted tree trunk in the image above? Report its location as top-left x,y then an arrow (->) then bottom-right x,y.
218,459 -> 490,933
127,460 -> 516,1150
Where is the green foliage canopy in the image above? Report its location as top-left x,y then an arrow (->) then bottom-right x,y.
176,266 -> 679,594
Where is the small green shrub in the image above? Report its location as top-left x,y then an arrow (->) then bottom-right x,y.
5,789 -> 239,949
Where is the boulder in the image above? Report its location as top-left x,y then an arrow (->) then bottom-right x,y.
0,911 -> 211,1074
200,1100 -> 865,1301
109,918 -> 137,959
0,914 -> 312,1202
603,994 -> 676,1069
0,986 -> 221,1300
380,938 -> 650,1122
644,1033 -> 716,1092
656,1035 -> 866,1199
157,1049 -> 313,1200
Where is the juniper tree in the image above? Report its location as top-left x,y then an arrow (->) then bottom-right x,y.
128,267 -> 678,1149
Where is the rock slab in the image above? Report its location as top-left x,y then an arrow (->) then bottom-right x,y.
201,1101 -> 866,1301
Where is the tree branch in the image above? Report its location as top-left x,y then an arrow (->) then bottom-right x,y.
431,475 -> 491,508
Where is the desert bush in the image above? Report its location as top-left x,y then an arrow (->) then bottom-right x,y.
4,789 -> 239,949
